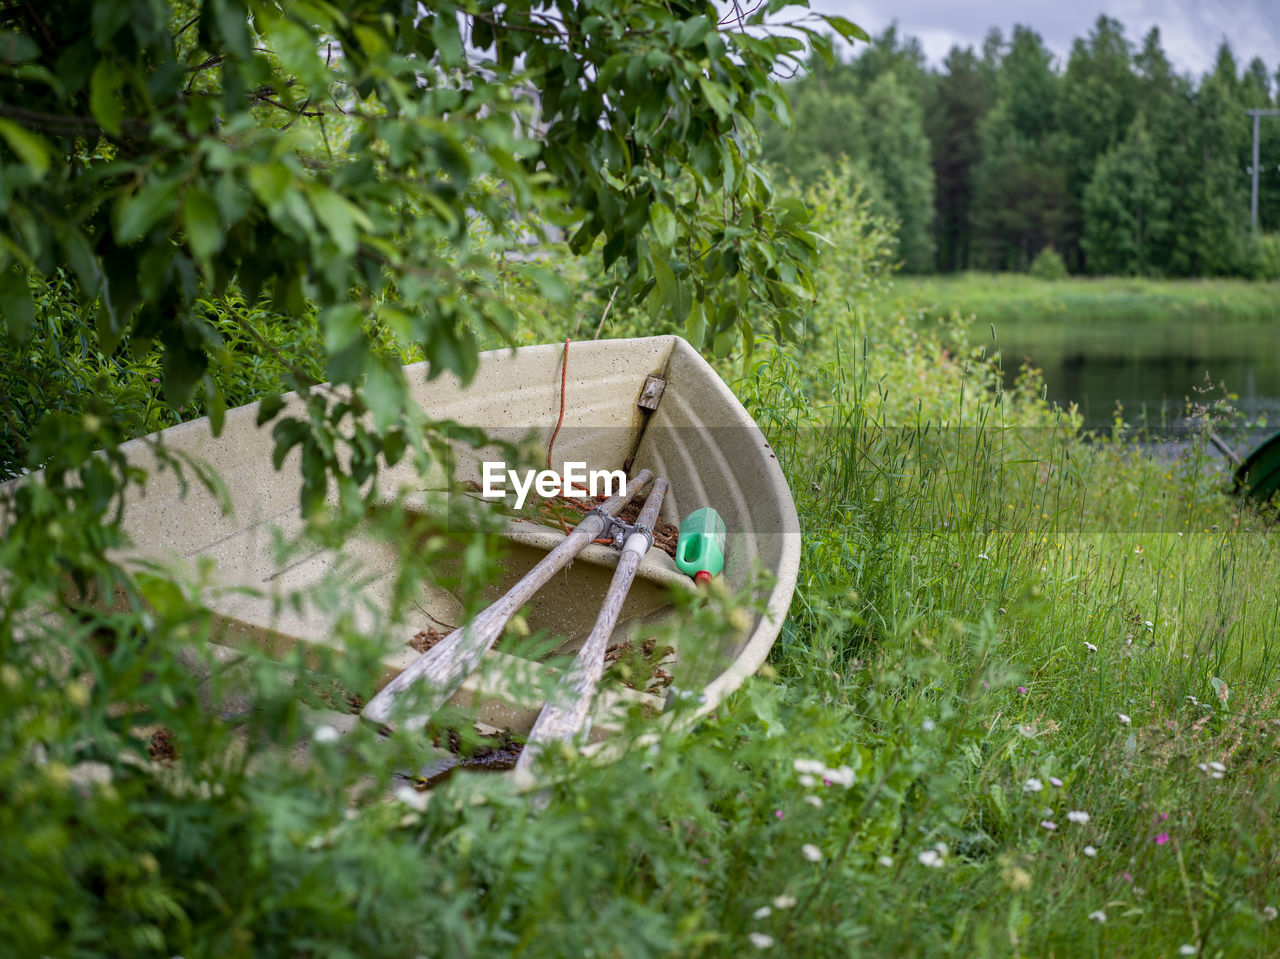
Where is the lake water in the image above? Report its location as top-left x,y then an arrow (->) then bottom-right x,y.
991,320 -> 1280,442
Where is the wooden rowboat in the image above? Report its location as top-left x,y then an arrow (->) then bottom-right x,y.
105,335 -> 800,764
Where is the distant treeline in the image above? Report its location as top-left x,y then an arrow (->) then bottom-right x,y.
761,18 -> 1280,277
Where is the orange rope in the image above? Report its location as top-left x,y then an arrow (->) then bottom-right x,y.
546,337 -> 614,543
547,336 -> 570,471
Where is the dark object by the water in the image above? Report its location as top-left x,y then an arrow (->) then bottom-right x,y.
1234,429 -> 1280,505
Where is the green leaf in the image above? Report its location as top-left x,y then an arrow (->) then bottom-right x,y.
89,60 -> 124,137
182,188 -> 223,263
650,202 -> 677,249
322,303 -> 364,355
364,359 -> 404,433
697,77 -> 732,123
0,118 -> 50,176
115,178 -> 180,244
256,393 -> 286,427
677,17 -> 711,49
309,186 -> 357,256
821,15 -> 869,42
0,264 -> 35,341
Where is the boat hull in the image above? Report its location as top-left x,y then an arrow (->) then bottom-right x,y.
95,336 -> 802,739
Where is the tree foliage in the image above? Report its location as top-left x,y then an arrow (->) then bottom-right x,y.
761,15 -> 1280,278
0,0 -> 865,505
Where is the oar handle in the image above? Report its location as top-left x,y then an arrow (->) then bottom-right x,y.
515,478 -> 669,776
362,469 -> 654,729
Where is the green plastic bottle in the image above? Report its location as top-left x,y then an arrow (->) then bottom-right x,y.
676,506 -> 726,585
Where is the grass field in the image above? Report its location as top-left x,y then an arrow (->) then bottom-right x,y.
878,273 -> 1280,328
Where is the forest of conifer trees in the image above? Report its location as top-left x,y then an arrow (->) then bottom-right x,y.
762,16 -> 1280,278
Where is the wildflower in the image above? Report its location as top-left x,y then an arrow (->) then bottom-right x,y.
1067,810 -> 1090,825
1118,713 -> 1131,725
804,795 -> 823,809
1084,642 -> 1098,652
312,725 -> 340,744
1017,724 -> 1038,738
921,718 -> 936,733
749,932 -> 774,949
825,765 -> 856,788
772,895 -> 796,909
877,855 -> 894,868
1016,686 -> 1029,695
918,849 -> 943,868
1157,811 -> 1168,821
1088,910 -> 1107,923
1123,872 -> 1132,883
1023,778 -> 1044,793
1178,946 -> 1195,956
1049,776 -> 1063,787
394,785 -> 429,812
1208,760 -> 1226,773
753,906 -> 772,919
1144,620 -> 1154,630
978,552 -> 990,560
1134,545 -> 1143,554
798,774 -> 816,788
802,844 -> 822,862
1154,832 -> 1170,845
1040,820 -> 1057,831
1263,905 -> 1277,921
1083,845 -> 1098,858
775,809 -> 783,820
793,758 -> 826,776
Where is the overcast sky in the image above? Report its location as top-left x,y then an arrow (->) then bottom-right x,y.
808,0 -> 1279,80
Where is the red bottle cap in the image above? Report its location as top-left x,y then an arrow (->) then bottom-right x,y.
694,570 -> 712,586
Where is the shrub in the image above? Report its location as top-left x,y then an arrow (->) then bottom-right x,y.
1028,245 -> 1069,280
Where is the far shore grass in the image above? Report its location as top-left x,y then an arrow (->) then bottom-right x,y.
879,272 -> 1280,328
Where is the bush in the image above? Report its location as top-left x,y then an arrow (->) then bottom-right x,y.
1028,245 -> 1069,280
1248,232 -> 1280,280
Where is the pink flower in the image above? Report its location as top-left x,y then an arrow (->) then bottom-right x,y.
1123,872 -> 1133,883
1158,812 -> 1168,821
1154,832 -> 1170,845
775,809 -> 783,820
1016,686 -> 1028,695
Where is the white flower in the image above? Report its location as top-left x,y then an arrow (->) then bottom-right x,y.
753,906 -> 772,919
1118,713 -> 1131,725
793,758 -> 826,776
804,795 -> 823,808
877,855 -> 894,868
798,774 -> 816,788
749,932 -> 775,949
802,844 -> 822,862
1023,778 -> 1044,793
394,785 -> 429,812
1263,905 -> 1278,921
1049,776 -> 1063,787
918,849 -> 943,868
1083,845 -> 1098,858
1088,910 -> 1107,923
921,718 -> 936,732
978,553 -> 990,560
1208,760 -> 1226,772
1040,820 -> 1057,831
1178,946 -> 1196,956
1144,620 -> 1154,630
1067,810 -> 1090,824
312,724 -> 340,744
1084,642 -> 1098,652
1017,724 -> 1038,739
772,895 -> 796,909
825,765 -> 856,788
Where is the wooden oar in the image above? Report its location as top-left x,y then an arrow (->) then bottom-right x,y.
362,469 -> 655,731
514,477 -> 669,779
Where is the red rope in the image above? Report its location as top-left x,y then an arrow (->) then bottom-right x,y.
546,337 -> 614,542
547,336 -> 570,471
